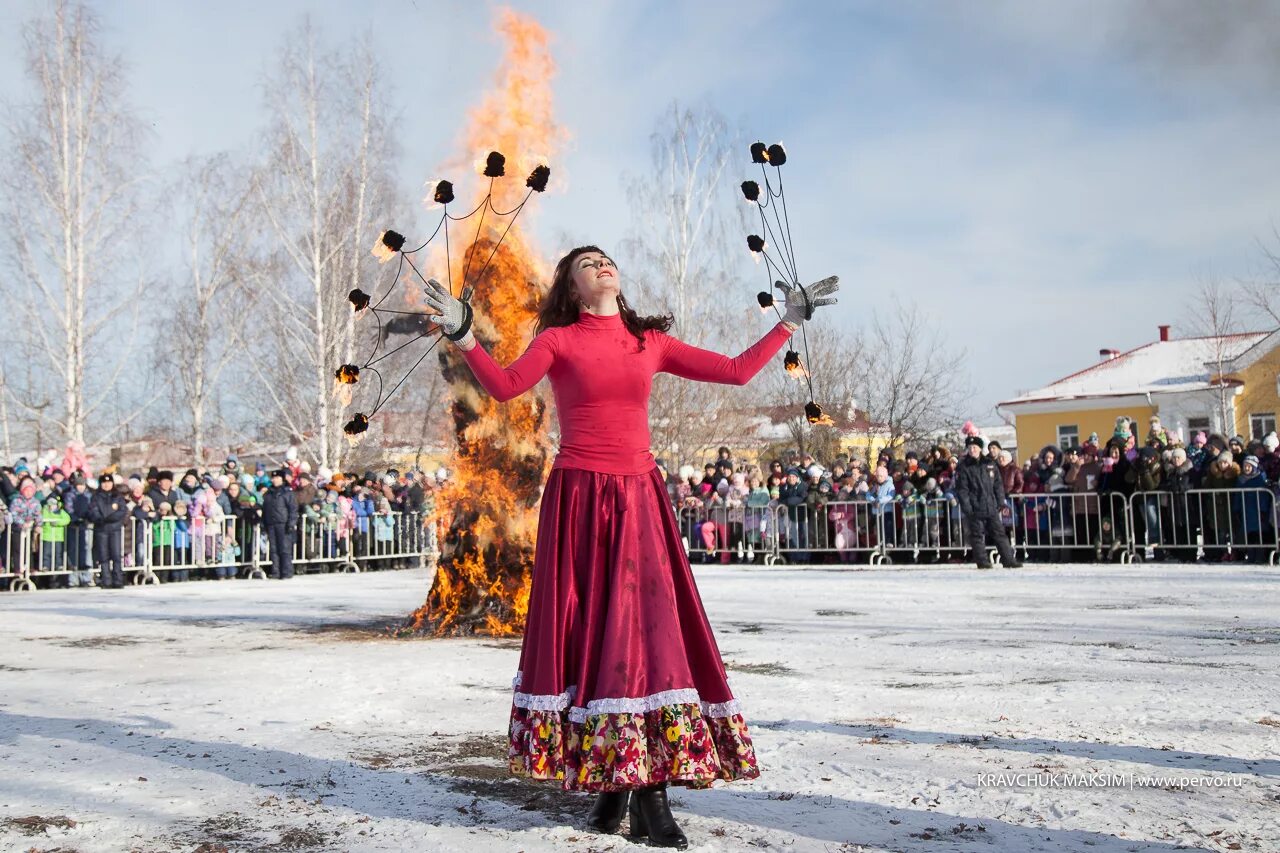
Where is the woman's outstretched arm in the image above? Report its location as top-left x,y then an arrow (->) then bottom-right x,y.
458,332 -> 557,402
656,321 -> 797,386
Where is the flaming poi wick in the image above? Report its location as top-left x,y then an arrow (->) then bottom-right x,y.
783,350 -> 809,380
340,146 -> 553,420
741,138 -> 835,426
805,401 -> 834,426
344,413 -> 369,444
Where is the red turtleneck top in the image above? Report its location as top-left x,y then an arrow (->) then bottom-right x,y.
461,312 -> 793,475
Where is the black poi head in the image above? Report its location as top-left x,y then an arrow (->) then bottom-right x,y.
344,413 -> 370,436
750,142 -> 768,164
756,291 -> 774,309
805,401 -> 834,425
741,180 -> 761,202
766,143 -> 787,166
483,151 -> 506,178
380,230 -> 405,252
433,180 -> 455,205
747,234 -> 765,253
526,165 -> 551,192
348,289 -> 371,312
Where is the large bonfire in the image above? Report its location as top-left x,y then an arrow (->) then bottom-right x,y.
405,11 -> 562,636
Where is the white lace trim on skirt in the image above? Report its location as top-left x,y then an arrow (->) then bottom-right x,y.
511,672 -> 742,721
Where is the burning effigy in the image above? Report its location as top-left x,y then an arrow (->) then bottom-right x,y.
337,12 -> 560,637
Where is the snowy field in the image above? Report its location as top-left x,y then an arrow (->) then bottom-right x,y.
1,563 -> 1277,853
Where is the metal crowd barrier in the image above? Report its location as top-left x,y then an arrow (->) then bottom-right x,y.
1001,492 -> 1134,564
1123,488 -> 1278,565
678,504 -> 779,564
670,486 -> 1280,568
2,510 -> 436,591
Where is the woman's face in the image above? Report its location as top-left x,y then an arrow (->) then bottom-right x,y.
571,252 -> 619,304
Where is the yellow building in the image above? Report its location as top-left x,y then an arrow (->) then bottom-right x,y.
998,326 -> 1280,457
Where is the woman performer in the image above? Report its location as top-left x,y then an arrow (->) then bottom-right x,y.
423,247 -> 837,848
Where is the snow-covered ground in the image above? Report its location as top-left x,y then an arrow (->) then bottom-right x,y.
1,563 -> 1277,853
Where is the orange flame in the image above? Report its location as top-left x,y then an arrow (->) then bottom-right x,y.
409,9 -> 563,637
784,350 -> 809,380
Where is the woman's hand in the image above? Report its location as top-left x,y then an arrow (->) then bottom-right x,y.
422,279 -> 475,347
776,276 -> 839,327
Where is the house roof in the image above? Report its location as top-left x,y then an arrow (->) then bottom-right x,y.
1000,331 -> 1271,407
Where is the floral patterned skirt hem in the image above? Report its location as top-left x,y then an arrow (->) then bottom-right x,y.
508,702 -> 760,792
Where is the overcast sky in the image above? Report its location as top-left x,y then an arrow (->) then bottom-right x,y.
3,0 -> 1278,418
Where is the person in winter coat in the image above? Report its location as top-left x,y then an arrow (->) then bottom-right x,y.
64,475 -> 93,586
175,470 -> 201,506
262,469 -> 299,579
826,479 -> 859,562
349,484 -> 375,558
130,496 -> 158,576
1233,455 -> 1273,563
1202,451 -> 1241,560
1061,445 -> 1100,559
1260,433 -> 1280,484
953,436 -> 1020,568
373,495 -> 396,558
1162,447 -> 1197,560
6,477 -> 42,575
867,465 -> 898,549
725,473 -> 749,561
40,495 -> 71,584
88,474 -> 128,588
905,453 -> 930,491
169,500 -> 192,580
152,501 -> 176,578
147,471 -> 181,517
294,471 -> 319,510
1127,446 -> 1164,551
778,468 -> 809,560
1146,415 -> 1171,449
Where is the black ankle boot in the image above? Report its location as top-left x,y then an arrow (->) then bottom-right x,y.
628,783 -> 688,849
586,790 -> 629,833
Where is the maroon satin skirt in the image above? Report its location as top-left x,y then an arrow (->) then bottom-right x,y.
507,466 -> 760,791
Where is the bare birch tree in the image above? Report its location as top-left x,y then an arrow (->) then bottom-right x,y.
1191,275 -> 1242,434
155,154 -> 262,464
0,0 -> 150,446
852,302 -> 970,459
760,324 -> 864,461
621,103 -> 757,466
241,23 -> 401,469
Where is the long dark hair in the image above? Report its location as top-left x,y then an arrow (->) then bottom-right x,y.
535,246 -> 673,350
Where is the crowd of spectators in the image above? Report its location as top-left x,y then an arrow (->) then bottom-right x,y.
658,414 -> 1279,565
0,446 -> 442,588
7,410 -> 1278,585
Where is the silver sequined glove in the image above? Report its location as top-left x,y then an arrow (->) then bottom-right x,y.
776,276 -> 839,326
422,279 -> 473,341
